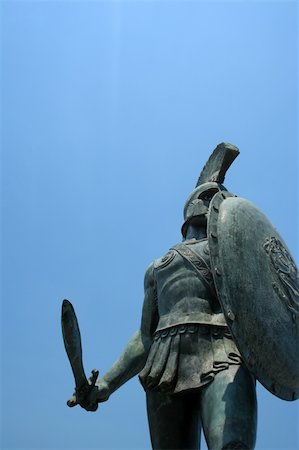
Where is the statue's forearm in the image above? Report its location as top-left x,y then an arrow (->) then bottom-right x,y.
102,330 -> 151,395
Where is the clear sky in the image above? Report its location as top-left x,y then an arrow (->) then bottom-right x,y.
1,1 -> 298,449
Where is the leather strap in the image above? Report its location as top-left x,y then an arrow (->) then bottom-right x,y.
171,243 -> 217,297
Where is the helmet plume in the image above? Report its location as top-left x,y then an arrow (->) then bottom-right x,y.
195,142 -> 240,187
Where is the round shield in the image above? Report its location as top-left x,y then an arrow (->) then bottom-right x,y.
208,191 -> 299,401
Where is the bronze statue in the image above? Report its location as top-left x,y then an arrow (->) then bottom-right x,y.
62,143 -> 299,450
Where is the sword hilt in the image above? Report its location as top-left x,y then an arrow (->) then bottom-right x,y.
67,369 -> 99,410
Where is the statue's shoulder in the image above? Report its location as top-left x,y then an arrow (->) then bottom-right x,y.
144,261 -> 156,289
144,245 -> 177,285
145,241 -> 184,282
153,247 -> 178,270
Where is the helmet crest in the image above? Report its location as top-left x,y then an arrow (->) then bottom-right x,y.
182,142 -> 240,237
195,142 -> 240,187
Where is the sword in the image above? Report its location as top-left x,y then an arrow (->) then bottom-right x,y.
61,299 -> 99,410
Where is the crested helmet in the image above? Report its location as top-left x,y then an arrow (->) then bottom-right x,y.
181,142 -> 240,237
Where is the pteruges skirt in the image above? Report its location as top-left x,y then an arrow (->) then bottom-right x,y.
139,323 -> 242,394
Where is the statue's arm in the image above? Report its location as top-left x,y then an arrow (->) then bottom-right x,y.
82,263 -> 158,409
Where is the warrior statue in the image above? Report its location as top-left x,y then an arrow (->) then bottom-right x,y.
62,143 -> 299,450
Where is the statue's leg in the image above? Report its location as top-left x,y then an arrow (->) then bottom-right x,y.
146,390 -> 202,450
200,365 -> 257,450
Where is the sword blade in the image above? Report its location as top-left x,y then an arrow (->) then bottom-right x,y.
61,299 -> 88,390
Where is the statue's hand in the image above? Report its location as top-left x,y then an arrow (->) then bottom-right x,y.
87,379 -> 111,406
67,379 -> 110,412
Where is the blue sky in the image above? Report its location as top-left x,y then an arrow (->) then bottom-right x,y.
1,1 -> 298,449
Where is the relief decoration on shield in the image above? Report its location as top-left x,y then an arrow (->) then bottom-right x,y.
263,236 -> 299,320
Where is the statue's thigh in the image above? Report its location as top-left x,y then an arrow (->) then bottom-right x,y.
200,365 -> 257,450
146,390 -> 202,450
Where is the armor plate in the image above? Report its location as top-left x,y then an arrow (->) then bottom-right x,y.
208,192 -> 299,400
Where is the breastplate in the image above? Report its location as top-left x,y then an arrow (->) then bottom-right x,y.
154,239 -> 227,330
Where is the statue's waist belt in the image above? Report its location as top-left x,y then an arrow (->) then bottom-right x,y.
156,311 -> 227,332
153,323 -> 232,340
